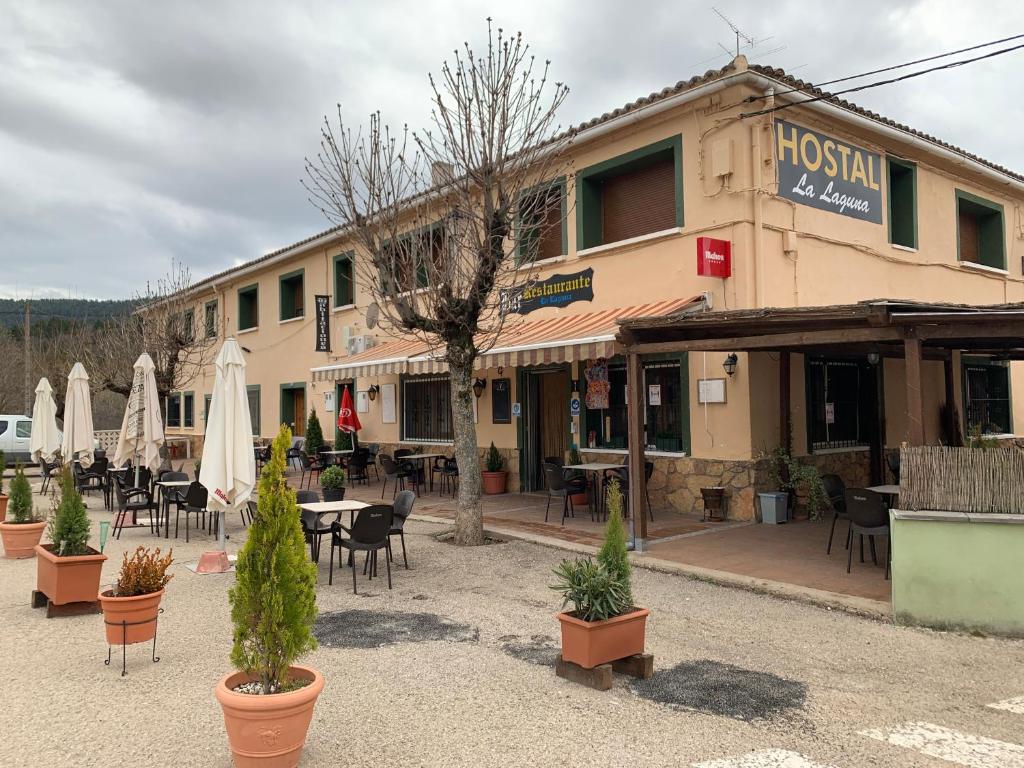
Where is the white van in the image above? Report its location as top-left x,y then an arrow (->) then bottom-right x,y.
0,415 -> 34,465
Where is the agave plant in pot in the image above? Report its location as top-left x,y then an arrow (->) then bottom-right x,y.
319,465 -> 346,502
0,466 -> 46,558
35,468 -> 107,608
99,546 -> 173,646
551,479 -> 649,669
481,442 -> 507,494
214,425 -> 322,767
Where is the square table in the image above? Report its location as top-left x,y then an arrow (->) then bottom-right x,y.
397,453 -> 448,492
155,479 -> 193,538
319,450 -> 353,467
298,500 -> 371,563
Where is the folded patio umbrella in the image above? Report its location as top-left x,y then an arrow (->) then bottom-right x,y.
30,377 -> 60,464
337,385 -> 362,435
113,353 -> 165,485
200,338 -> 256,560
61,363 -> 95,467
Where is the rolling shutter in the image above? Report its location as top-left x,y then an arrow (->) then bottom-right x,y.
601,158 -> 676,244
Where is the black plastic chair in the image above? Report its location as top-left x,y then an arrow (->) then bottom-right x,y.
113,477 -> 158,539
429,457 -> 446,492
75,457 -> 108,497
822,473 -> 849,555
543,463 -> 585,524
389,489 -> 415,569
299,451 -> 325,489
439,457 -> 459,497
886,452 -> 901,484
160,471 -> 189,534
295,488 -> 328,562
328,504 -> 394,593
174,481 -> 208,543
38,459 -> 60,496
844,488 -> 891,580
380,455 -> 417,499
347,450 -> 370,486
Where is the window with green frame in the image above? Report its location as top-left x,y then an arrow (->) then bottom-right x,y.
964,361 -> 1011,435
246,385 -> 261,435
806,358 -> 871,451
203,394 -> 212,433
333,252 -> 354,307
279,269 -> 305,321
887,158 -> 917,249
576,136 -> 683,250
517,179 -> 566,264
204,300 -> 218,338
166,393 -> 181,428
957,190 -> 1005,269
238,284 -> 259,330
181,309 -> 195,343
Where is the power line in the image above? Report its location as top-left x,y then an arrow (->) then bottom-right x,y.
740,41 -> 1024,118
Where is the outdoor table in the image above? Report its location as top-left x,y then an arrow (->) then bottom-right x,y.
319,450 -> 353,466
866,484 -> 900,506
563,462 -> 627,518
298,500 -> 371,565
398,453 -> 447,492
155,479 -> 192,538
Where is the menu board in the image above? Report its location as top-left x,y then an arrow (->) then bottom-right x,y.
491,378 -> 511,424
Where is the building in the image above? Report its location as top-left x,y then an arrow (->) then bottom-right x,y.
164,55 -> 1024,520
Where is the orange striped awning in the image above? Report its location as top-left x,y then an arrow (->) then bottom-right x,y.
310,295 -> 704,382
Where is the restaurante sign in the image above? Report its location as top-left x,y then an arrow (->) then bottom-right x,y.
775,120 -> 883,224
499,268 -> 594,316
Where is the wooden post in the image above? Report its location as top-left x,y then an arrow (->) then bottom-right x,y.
779,352 -> 791,452
626,351 -> 648,547
904,335 -> 925,446
943,356 -> 957,444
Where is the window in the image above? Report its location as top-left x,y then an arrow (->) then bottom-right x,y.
166,393 -> 182,428
582,357 -> 688,452
382,225 -> 446,294
183,392 -> 194,429
238,284 -> 259,330
204,394 -> 212,433
205,300 -> 218,338
16,420 -> 31,439
333,253 -> 354,308
182,309 -> 195,343
887,158 -> 916,249
279,269 -> 305,321
577,136 -> 683,250
402,375 -> 453,442
0,420 -> 7,436
517,180 -> 566,264
957,190 -> 1005,270
964,362 -> 1011,436
806,358 -> 871,450
247,385 -> 261,436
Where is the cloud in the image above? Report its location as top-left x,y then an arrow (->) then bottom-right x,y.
1,0 -> 1023,298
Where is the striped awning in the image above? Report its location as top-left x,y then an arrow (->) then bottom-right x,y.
311,295 -> 704,382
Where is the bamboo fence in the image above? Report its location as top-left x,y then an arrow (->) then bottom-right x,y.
900,445 -> 1024,514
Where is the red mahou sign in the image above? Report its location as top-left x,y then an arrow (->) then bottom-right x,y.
697,237 -> 732,278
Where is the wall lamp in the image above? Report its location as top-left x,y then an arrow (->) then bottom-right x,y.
867,351 -> 880,365
367,384 -> 380,402
472,378 -> 487,399
723,353 -> 738,377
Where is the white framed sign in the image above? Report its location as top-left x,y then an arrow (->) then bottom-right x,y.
648,384 -> 662,406
324,390 -> 335,412
697,378 -> 727,404
356,391 -> 369,413
381,383 -> 397,424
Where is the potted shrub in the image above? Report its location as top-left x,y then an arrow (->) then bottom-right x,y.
481,442 -> 507,494
319,465 -> 346,502
551,480 -> 649,669
214,425 -> 322,767
0,466 -> 46,558
0,449 -> 7,521
99,546 -> 173,645
35,468 -> 107,605
567,444 -> 589,507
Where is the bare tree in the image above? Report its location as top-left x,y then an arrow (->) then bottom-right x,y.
305,21 -> 572,545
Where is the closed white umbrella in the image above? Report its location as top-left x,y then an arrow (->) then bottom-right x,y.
113,353 -> 164,485
200,338 -> 256,561
30,377 -> 60,464
62,363 -> 95,467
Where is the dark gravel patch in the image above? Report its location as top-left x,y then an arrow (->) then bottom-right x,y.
499,634 -> 560,666
631,660 -> 806,721
314,609 -> 479,649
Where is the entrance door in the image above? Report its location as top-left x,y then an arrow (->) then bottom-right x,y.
281,386 -> 307,437
521,368 -> 570,491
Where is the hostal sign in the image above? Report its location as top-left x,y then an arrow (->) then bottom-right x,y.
776,120 -> 882,224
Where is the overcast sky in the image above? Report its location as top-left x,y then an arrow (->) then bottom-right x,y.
2,0 -> 1022,299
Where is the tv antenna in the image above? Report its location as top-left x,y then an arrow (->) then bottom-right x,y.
705,7 -> 785,63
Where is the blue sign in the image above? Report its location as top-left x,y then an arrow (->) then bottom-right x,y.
570,396 -> 581,417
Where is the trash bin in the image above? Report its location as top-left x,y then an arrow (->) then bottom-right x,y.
758,492 -> 789,524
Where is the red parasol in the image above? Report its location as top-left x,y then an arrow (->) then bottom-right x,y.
337,385 -> 362,433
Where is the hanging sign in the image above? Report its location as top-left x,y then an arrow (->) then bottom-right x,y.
570,395 -> 581,417
314,295 -> 331,352
775,120 -> 883,224
499,268 -> 594,316
697,237 -> 732,278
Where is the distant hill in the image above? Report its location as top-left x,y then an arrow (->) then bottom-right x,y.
0,298 -> 137,331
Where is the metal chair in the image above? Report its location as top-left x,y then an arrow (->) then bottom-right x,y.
328,504 -> 394,593
822,473 -> 849,554
389,489 -> 415,569
844,488 -> 891,580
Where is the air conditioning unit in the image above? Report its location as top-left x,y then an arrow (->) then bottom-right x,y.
347,334 -> 376,355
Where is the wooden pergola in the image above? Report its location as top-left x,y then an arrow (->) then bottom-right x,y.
617,300 -> 1024,548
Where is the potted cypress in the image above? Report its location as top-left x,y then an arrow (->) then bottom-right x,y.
35,468 -> 107,606
214,425 -> 322,767
99,546 -> 173,645
0,466 -> 46,558
319,465 -> 346,502
0,450 -> 7,521
481,442 -> 507,494
304,409 -> 325,456
566,444 -> 589,507
552,479 -> 649,669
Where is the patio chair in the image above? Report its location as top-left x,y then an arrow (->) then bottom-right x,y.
822,473 -> 849,555
74,457 -> 108,498
439,457 -> 459,497
543,462 -> 585,525
245,499 -> 258,526
295,488 -> 326,561
886,452 -> 901,484
346,450 -> 370,486
364,443 -> 381,480
844,488 -> 891,580
298,451 -> 325,490
159,471 -> 189,534
175,481 -> 208,543
328,504 -> 394,593
429,457 -> 446,491
380,455 -> 417,499
38,459 -> 60,496
112,477 -> 158,539
389,489 -> 415,569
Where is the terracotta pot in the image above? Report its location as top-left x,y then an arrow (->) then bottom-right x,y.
481,470 -> 507,495
0,493 -> 8,522
569,492 -> 590,507
215,665 -> 324,768
322,487 -> 345,502
557,607 -> 650,669
99,588 -> 164,645
35,544 -> 107,605
0,520 -> 46,558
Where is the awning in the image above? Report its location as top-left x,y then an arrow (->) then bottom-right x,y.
311,295 -> 705,382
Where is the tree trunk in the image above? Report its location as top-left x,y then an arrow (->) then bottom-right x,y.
449,358 -> 484,545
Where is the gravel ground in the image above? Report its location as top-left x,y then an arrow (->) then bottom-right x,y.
1,485 -> 1022,767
